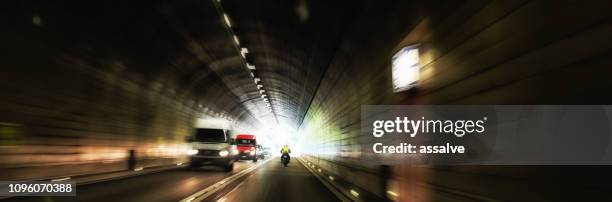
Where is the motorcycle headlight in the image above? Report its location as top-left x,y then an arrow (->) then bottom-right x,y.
186,149 -> 198,156
250,150 -> 256,155
219,150 -> 229,157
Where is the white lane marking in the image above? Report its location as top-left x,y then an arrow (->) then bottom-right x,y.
297,158 -> 351,202
178,159 -> 271,202
386,190 -> 398,197
218,181 -> 244,200
51,177 -> 71,182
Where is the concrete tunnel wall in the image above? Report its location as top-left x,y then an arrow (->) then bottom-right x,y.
1,65 -> 189,179
299,0 -> 612,201
0,6 -> 262,179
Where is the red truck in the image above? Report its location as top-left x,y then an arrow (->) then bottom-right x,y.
234,134 -> 258,162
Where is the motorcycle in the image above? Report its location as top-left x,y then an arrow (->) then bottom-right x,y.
281,153 -> 290,167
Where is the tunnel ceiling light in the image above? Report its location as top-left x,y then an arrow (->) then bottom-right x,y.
32,15 -> 42,26
233,35 -> 240,45
350,189 -> 360,198
240,48 -> 248,58
392,44 -> 420,92
223,13 -> 232,27
215,5 -> 276,123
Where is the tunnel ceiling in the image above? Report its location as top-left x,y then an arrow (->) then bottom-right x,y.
218,0 -> 359,129
12,0 -> 362,131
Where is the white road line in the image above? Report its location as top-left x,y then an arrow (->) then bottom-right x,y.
218,181 -> 244,200
51,177 -> 71,182
178,159 -> 271,202
298,158 -> 352,202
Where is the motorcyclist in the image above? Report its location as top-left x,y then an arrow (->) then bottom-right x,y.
280,145 -> 291,163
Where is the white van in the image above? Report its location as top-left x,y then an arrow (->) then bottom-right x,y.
186,128 -> 235,171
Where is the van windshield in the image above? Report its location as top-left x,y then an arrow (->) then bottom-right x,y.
194,129 -> 226,143
236,139 -> 255,146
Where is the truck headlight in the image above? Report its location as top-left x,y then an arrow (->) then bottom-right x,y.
219,150 -> 229,157
250,150 -> 256,155
186,149 -> 198,156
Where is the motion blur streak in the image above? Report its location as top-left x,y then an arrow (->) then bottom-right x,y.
2,0 -> 612,201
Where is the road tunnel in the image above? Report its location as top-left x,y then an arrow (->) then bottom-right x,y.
2,0 -> 612,201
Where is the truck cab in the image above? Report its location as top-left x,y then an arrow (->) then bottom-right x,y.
235,134 -> 258,162
186,128 -> 235,171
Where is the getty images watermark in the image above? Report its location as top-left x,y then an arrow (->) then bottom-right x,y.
371,116 -> 488,154
361,105 -> 612,165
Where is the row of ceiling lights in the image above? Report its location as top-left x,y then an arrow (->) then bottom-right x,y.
216,0 -> 273,115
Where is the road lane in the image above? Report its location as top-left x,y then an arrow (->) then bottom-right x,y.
209,157 -> 340,202
3,161 -> 261,202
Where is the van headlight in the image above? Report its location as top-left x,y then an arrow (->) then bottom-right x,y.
186,149 -> 198,156
219,150 -> 229,157
250,150 -> 256,155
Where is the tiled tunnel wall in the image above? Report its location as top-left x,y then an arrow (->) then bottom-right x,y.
300,0 -> 612,201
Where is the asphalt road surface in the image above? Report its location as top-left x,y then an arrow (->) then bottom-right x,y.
207,157 -> 339,202
2,157 -> 339,202
3,161 -> 259,202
